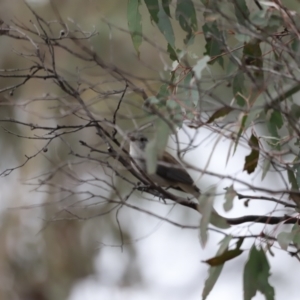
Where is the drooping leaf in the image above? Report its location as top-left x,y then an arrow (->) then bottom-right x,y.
202,235 -> 232,300
144,0 -> 159,23
292,224 -> 300,247
243,246 -> 275,300
242,38 -> 263,83
202,21 -> 224,67
234,113 -> 247,154
157,2 -> 175,47
269,110 -> 283,129
223,184 -> 236,212
233,0 -> 250,26
162,0 -> 171,18
203,249 -> 243,266
243,133 -> 259,174
287,169 -> 298,190
199,186 -> 216,247
167,43 -> 178,61
261,158 -> 271,181
207,107 -> 233,123
128,0 -> 143,56
156,83 -> 170,103
198,186 -> 230,243
233,73 -> 246,106
175,0 -> 197,44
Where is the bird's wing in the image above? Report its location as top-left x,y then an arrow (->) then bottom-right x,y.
156,152 -> 194,185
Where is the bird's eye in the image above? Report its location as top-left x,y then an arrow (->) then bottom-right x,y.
140,136 -> 147,142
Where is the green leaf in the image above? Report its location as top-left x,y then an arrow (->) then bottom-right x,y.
234,113 -> 247,154
242,38 -> 263,83
202,21 -> 224,67
144,0 -> 159,23
233,73 -> 246,106
157,2 -> 175,47
207,107 -> 233,124
287,169 -> 298,190
204,249 -> 243,266
233,0 -> 250,26
167,43 -> 178,61
261,158 -> 271,181
269,110 -> 283,129
199,186 -> 216,247
198,186 -> 230,236
157,83 -> 170,102
292,224 -> 300,247
223,184 -> 236,212
128,0 -> 143,55
193,55 -> 210,80
243,133 -> 260,174
175,0 -> 197,44
202,235 -> 232,300
162,0 -> 171,18
243,246 -> 275,300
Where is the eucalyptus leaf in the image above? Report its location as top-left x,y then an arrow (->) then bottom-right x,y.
127,0 -> 143,55
202,235 -> 232,300
223,184 -> 236,212
243,246 -> 275,300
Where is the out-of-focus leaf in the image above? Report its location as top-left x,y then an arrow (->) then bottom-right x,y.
243,133 -> 259,174
243,246 -> 275,300
193,55 -> 210,80
269,110 -> 283,129
203,249 -> 243,266
198,186 -> 230,237
261,158 -> 271,181
287,169 -> 298,190
199,186 -> 216,247
207,107 -> 233,123
265,108 -> 283,150
202,235 -> 232,300
233,73 -> 246,106
157,84 -> 170,102
157,2 -> 175,47
175,0 -> 197,44
235,237 -> 244,250
277,231 -> 294,251
292,39 -> 300,53
162,0 -> 171,18
233,0 -> 250,26
202,22 -> 224,67
234,113 -> 247,154
144,0 -> 159,23
167,43 -> 178,61
292,154 -> 300,188
290,104 -> 300,120
292,224 -> 300,247
242,38 -> 263,84
223,184 -> 236,212
128,0 -> 143,56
